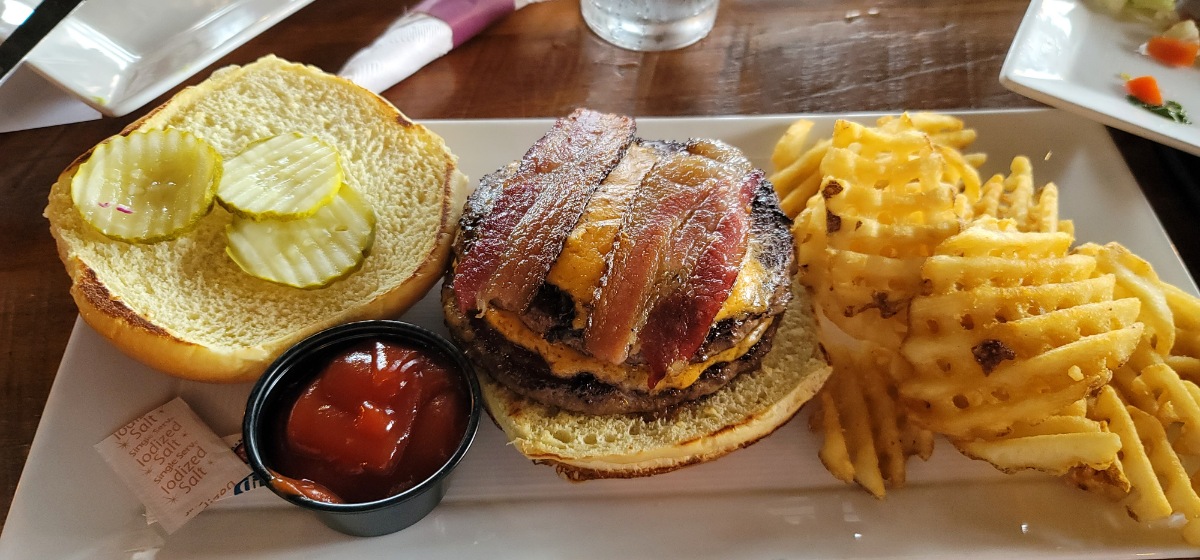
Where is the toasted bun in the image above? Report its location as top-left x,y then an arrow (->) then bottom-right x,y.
45,56 -> 467,382
474,286 -> 831,480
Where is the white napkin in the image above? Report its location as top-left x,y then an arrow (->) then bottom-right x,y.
0,65 -> 99,133
339,12 -> 454,94
339,0 -> 544,93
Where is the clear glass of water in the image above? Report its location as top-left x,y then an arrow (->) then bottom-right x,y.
581,0 -> 719,52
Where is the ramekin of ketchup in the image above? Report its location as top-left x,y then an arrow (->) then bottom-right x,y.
243,320 -> 480,537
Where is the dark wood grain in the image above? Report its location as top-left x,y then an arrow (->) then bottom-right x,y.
2,0 -> 1197,549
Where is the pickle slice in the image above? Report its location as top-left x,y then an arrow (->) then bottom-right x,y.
217,133 -> 344,220
71,129 -> 221,243
225,184 -> 376,289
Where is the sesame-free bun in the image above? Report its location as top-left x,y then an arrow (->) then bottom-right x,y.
450,285 -> 832,480
45,56 -> 467,382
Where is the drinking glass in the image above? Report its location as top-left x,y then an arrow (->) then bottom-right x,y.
581,0 -> 719,52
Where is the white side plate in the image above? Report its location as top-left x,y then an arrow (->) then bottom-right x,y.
0,0 -> 315,116
1002,0 -> 1200,156
1,111 -> 1197,559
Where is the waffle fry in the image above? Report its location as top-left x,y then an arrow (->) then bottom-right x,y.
1089,385 -> 1169,521
1128,405 -> 1200,543
899,219 -> 1143,439
772,111 -> 1200,545
810,343 -> 928,498
813,386 -> 855,484
770,113 -> 983,220
771,119 -> 815,171
962,156 -> 1072,235
791,115 -> 972,495
795,120 -> 963,350
1171,356 -> 1200,380
1075,243 -> 1200,450
1051,242 -> 1200,542
1164,282 -> 1200,332
815,353 -> 886,498
1078,242 -> 1175,355
953,409 -> 1121,476
775,141 -> 830,219
1164,282 -> 1200,375
1098,343 -> 1200,543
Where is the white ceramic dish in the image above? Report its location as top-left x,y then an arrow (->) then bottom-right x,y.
1002,0 -> 1200,156
0,0 -> 315,117
2,111 -> 1198,559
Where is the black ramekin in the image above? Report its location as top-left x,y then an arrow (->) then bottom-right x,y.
242,320 -> 480,537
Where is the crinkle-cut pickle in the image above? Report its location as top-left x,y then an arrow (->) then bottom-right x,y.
217,133 -> 344,220
225,184 -> 376,289
70,129 -> 221,243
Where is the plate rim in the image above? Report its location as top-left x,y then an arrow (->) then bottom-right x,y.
20,0 -> 317,117
1000,0 -> 1200,157
3,109 -> 1198,559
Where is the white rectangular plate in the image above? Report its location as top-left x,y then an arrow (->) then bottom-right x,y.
1002,0 -> 1200,156
2,111 -> 1198,560
0,0 -> 315,116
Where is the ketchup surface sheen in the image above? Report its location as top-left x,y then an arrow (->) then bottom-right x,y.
271,339 -> 469,504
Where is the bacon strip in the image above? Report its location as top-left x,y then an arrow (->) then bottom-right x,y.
544,144 -> 659,328
584,151 -> 735,365
640,170 -> 760,386
686,138 -> 753,170
453,109 -> 635,315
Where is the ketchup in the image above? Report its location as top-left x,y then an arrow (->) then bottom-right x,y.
269,339 -> 469,504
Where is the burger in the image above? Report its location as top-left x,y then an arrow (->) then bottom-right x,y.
442,109 -> 831,479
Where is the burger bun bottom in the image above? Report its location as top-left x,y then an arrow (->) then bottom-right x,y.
464,286 -> 832,480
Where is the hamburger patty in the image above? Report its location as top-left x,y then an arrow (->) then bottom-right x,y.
444,284 -> 783,415
443,137 -> 795,415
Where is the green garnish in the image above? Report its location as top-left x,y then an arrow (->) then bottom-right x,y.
1126,96 -> 1193,124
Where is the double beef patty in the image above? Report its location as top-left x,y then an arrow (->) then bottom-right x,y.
443,139 -> 795,415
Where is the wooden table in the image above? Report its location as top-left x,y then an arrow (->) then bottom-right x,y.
2,0 -> 1198,543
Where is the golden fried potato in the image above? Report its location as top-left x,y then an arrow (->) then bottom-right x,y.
1089,385 -> 1170,521
798,137 -> 963,345
1128,406 -> 1200,542
793,194 -> 829,289
813,250 -> 922,350
953,425 -> 1121,476
768,118 -> 828,218
900,219 -> 1143,439
959,156 -> 1071,235
1078,242 -> 1175,355
954,400 -> 1120,479
770,113 -> 983,220
812,388 -> 856,485
1161,281 -> 1200,379
774,113 -> 1200,544
811,342 -> 930,498
1080,278 -> 1200,544
834,366 -> 888,497
1170,356 -> 1200,380
790,114 -> 994,496
771,119 -> 815,171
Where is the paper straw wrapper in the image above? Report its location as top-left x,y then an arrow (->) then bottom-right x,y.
340,0 -> 541,93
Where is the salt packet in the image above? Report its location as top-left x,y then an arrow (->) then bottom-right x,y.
94,397 -> 251,534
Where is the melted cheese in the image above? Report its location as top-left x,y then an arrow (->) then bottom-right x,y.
714,257 -> 768,321
543,148 -> 772,328
545,145 -> 654,328
548,239 -> 771,336
531,145 -> 776,391
484,308 -> 772,392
